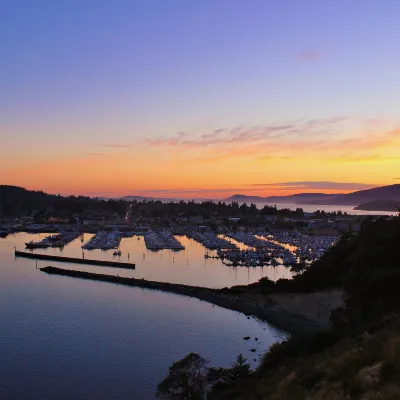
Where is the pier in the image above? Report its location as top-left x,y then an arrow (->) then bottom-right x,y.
14,250 -> 135,269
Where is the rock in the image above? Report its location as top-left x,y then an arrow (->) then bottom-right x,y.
243,336 -> 251,340
255,338 -> 258,341
250,348 -> 256,352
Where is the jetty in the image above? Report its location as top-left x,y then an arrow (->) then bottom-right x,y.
40,266 -> 322,335
14,250 -> 135,269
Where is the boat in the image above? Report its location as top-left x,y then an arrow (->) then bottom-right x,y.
25,241 -> 50,249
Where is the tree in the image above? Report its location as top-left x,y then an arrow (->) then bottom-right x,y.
207,354 -> 250,395
229,354 -> 251,380
156,353 -> 209,399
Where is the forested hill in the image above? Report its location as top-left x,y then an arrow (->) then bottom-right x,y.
0,185 -> 126,217
0,185 -> 306,221
213,217 -> 400,399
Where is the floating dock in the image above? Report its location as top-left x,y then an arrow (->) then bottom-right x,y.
14,250 -> 135,269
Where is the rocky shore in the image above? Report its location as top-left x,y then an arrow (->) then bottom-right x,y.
40,266 -> 324,335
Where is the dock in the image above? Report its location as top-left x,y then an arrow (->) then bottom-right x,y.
14,250 -> 135,269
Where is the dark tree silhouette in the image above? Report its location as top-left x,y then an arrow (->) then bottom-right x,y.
156,353 -> 208,399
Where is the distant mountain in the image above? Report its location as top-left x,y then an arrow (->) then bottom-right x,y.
355,200 -> 400,212
225,185 -> 400,207
307,184 -> 400,206
225,194 -> 268,203
225,193 -> 339,204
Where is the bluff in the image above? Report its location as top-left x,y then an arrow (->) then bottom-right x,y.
211,217 -> 400,399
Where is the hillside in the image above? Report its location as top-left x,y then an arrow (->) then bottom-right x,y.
307,184 -> 400,206
0,185 -> 126,218
225,193 -> 338,204
225,184 -> 400,208
211,217 -> 400,399
355,199 -> 400,212
154,217 -> 400,399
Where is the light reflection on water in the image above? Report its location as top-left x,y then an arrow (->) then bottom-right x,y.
0,233 -> 288,399
8,232 -> 292,288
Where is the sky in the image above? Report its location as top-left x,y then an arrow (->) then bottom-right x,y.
1,0 -> 400,198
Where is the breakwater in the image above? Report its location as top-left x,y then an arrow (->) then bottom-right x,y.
40,266 -> 322,335
15,251 -> 135,269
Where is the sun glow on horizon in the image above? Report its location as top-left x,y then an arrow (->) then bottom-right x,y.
1,1 -> 400,196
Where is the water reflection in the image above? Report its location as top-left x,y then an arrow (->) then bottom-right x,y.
0,233 -> 287,399
6,232 -> 292,288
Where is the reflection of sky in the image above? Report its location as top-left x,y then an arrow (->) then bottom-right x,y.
0,240 -> 287,399
2,1 -> 400,196
7,233 -> 292,287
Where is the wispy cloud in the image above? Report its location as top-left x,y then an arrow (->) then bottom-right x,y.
146,117 -> 400,169
126,187 -> 278,196
247,181 -> 378,191
148,117 -> 351,149
119,181 -> 381,199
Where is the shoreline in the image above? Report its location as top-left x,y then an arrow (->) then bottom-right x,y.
40,266 -> 324,335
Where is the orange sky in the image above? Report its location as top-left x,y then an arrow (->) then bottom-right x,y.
2,118 -> 399,198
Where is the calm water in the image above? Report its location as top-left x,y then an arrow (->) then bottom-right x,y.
259,202 -> 396,216
0,233 -> 287,399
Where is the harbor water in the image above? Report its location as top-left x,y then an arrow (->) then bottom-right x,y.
0,233 -> 287,399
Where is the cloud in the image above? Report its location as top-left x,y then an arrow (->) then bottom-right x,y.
128,187 -> 278,196
119,181 -> 382,199
147,117 -> 400,166
297,50 -> 321,61
147,117 -> 351,149
247,181 -> 378,191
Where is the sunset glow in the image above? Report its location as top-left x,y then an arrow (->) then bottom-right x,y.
1,1 -> 400,198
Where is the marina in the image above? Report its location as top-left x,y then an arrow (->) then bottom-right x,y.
25,231 -> 82,249
82,230 -> 121,250
144,230 -> 185,251
265,232 -> 338,261
16,227 -> 338,271
6,232 -> 293,287
188,232 -> 237,249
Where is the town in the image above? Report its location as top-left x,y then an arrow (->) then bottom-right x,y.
0,186 -> 393,268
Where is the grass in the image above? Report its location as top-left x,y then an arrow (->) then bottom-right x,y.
214,314 -> 400,399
